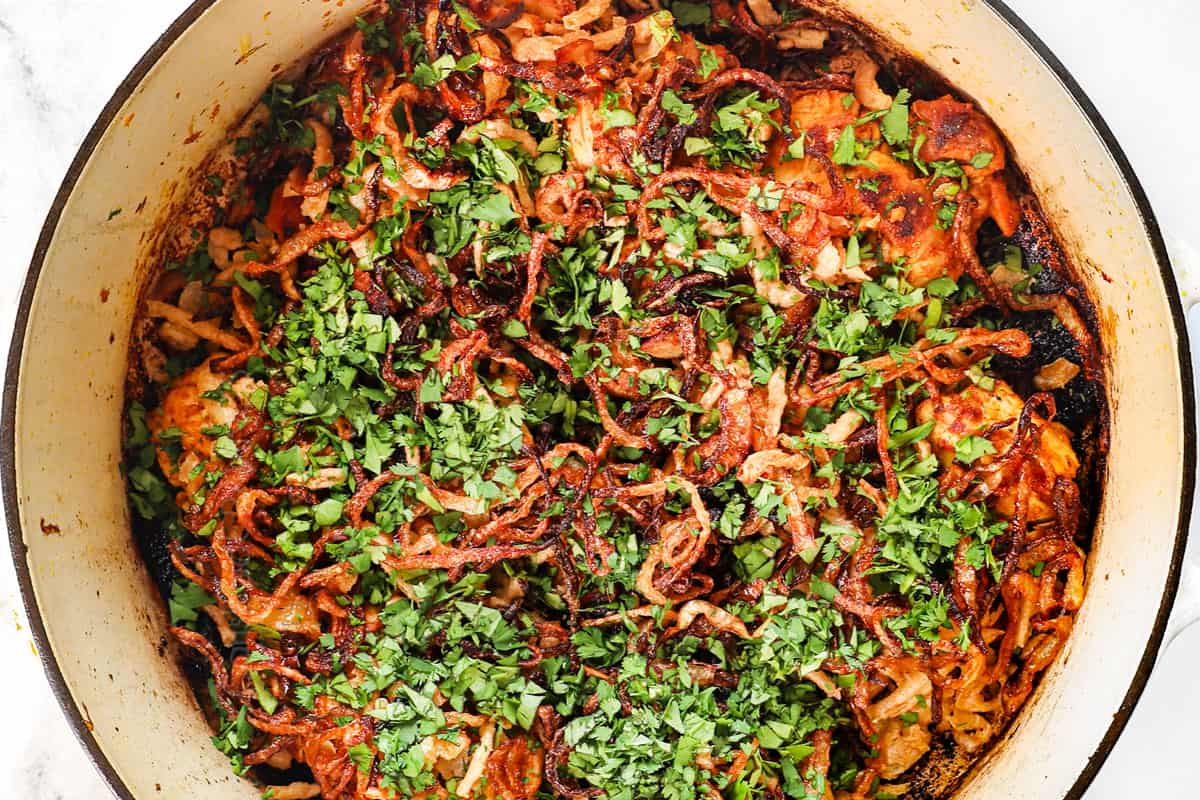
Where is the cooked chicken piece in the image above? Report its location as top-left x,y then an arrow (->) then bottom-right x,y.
914,96 -> 1021,235
912,97 -> 1006,176
146,357 -> 253,496
854,149 -> 953,287
523,0 -> 576,21
868,667 -> 934,779
873,718 -> 932,780
782,91 -> 955,287
916,380 -> 1079,521
971,173 -> 1022,236
788,89 -> 859,154
261,783 -> 321,800
248,593 -> 321,639
782,91 -> 1021,286
1034,357 -> 1082,391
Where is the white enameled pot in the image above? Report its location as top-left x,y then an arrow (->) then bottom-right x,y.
2,1 -> 1194,798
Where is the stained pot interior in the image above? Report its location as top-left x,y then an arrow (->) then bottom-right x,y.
5,1 -> 1190,798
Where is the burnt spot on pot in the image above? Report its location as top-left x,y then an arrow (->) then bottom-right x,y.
182,120 -> 203,145
235,41 -> 268,66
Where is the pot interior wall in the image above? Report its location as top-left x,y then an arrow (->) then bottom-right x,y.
6,1 -> 1189,798
9,1 -> 372,797
816,2 -> 1187,796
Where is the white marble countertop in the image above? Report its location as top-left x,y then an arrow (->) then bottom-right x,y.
0,0 -> 1198,797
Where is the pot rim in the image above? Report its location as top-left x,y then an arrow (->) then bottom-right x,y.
1,2 -> 1193,799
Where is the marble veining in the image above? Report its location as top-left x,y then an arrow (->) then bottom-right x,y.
0,1 -> 1196,798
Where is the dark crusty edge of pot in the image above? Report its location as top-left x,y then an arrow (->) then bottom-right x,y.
0,1 -> 1192,799
1,3 -> 220,797
975,6 -> 1195,799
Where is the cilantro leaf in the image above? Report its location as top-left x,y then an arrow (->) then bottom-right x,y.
954,435 -> 996,464
881,88 -> 911,147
